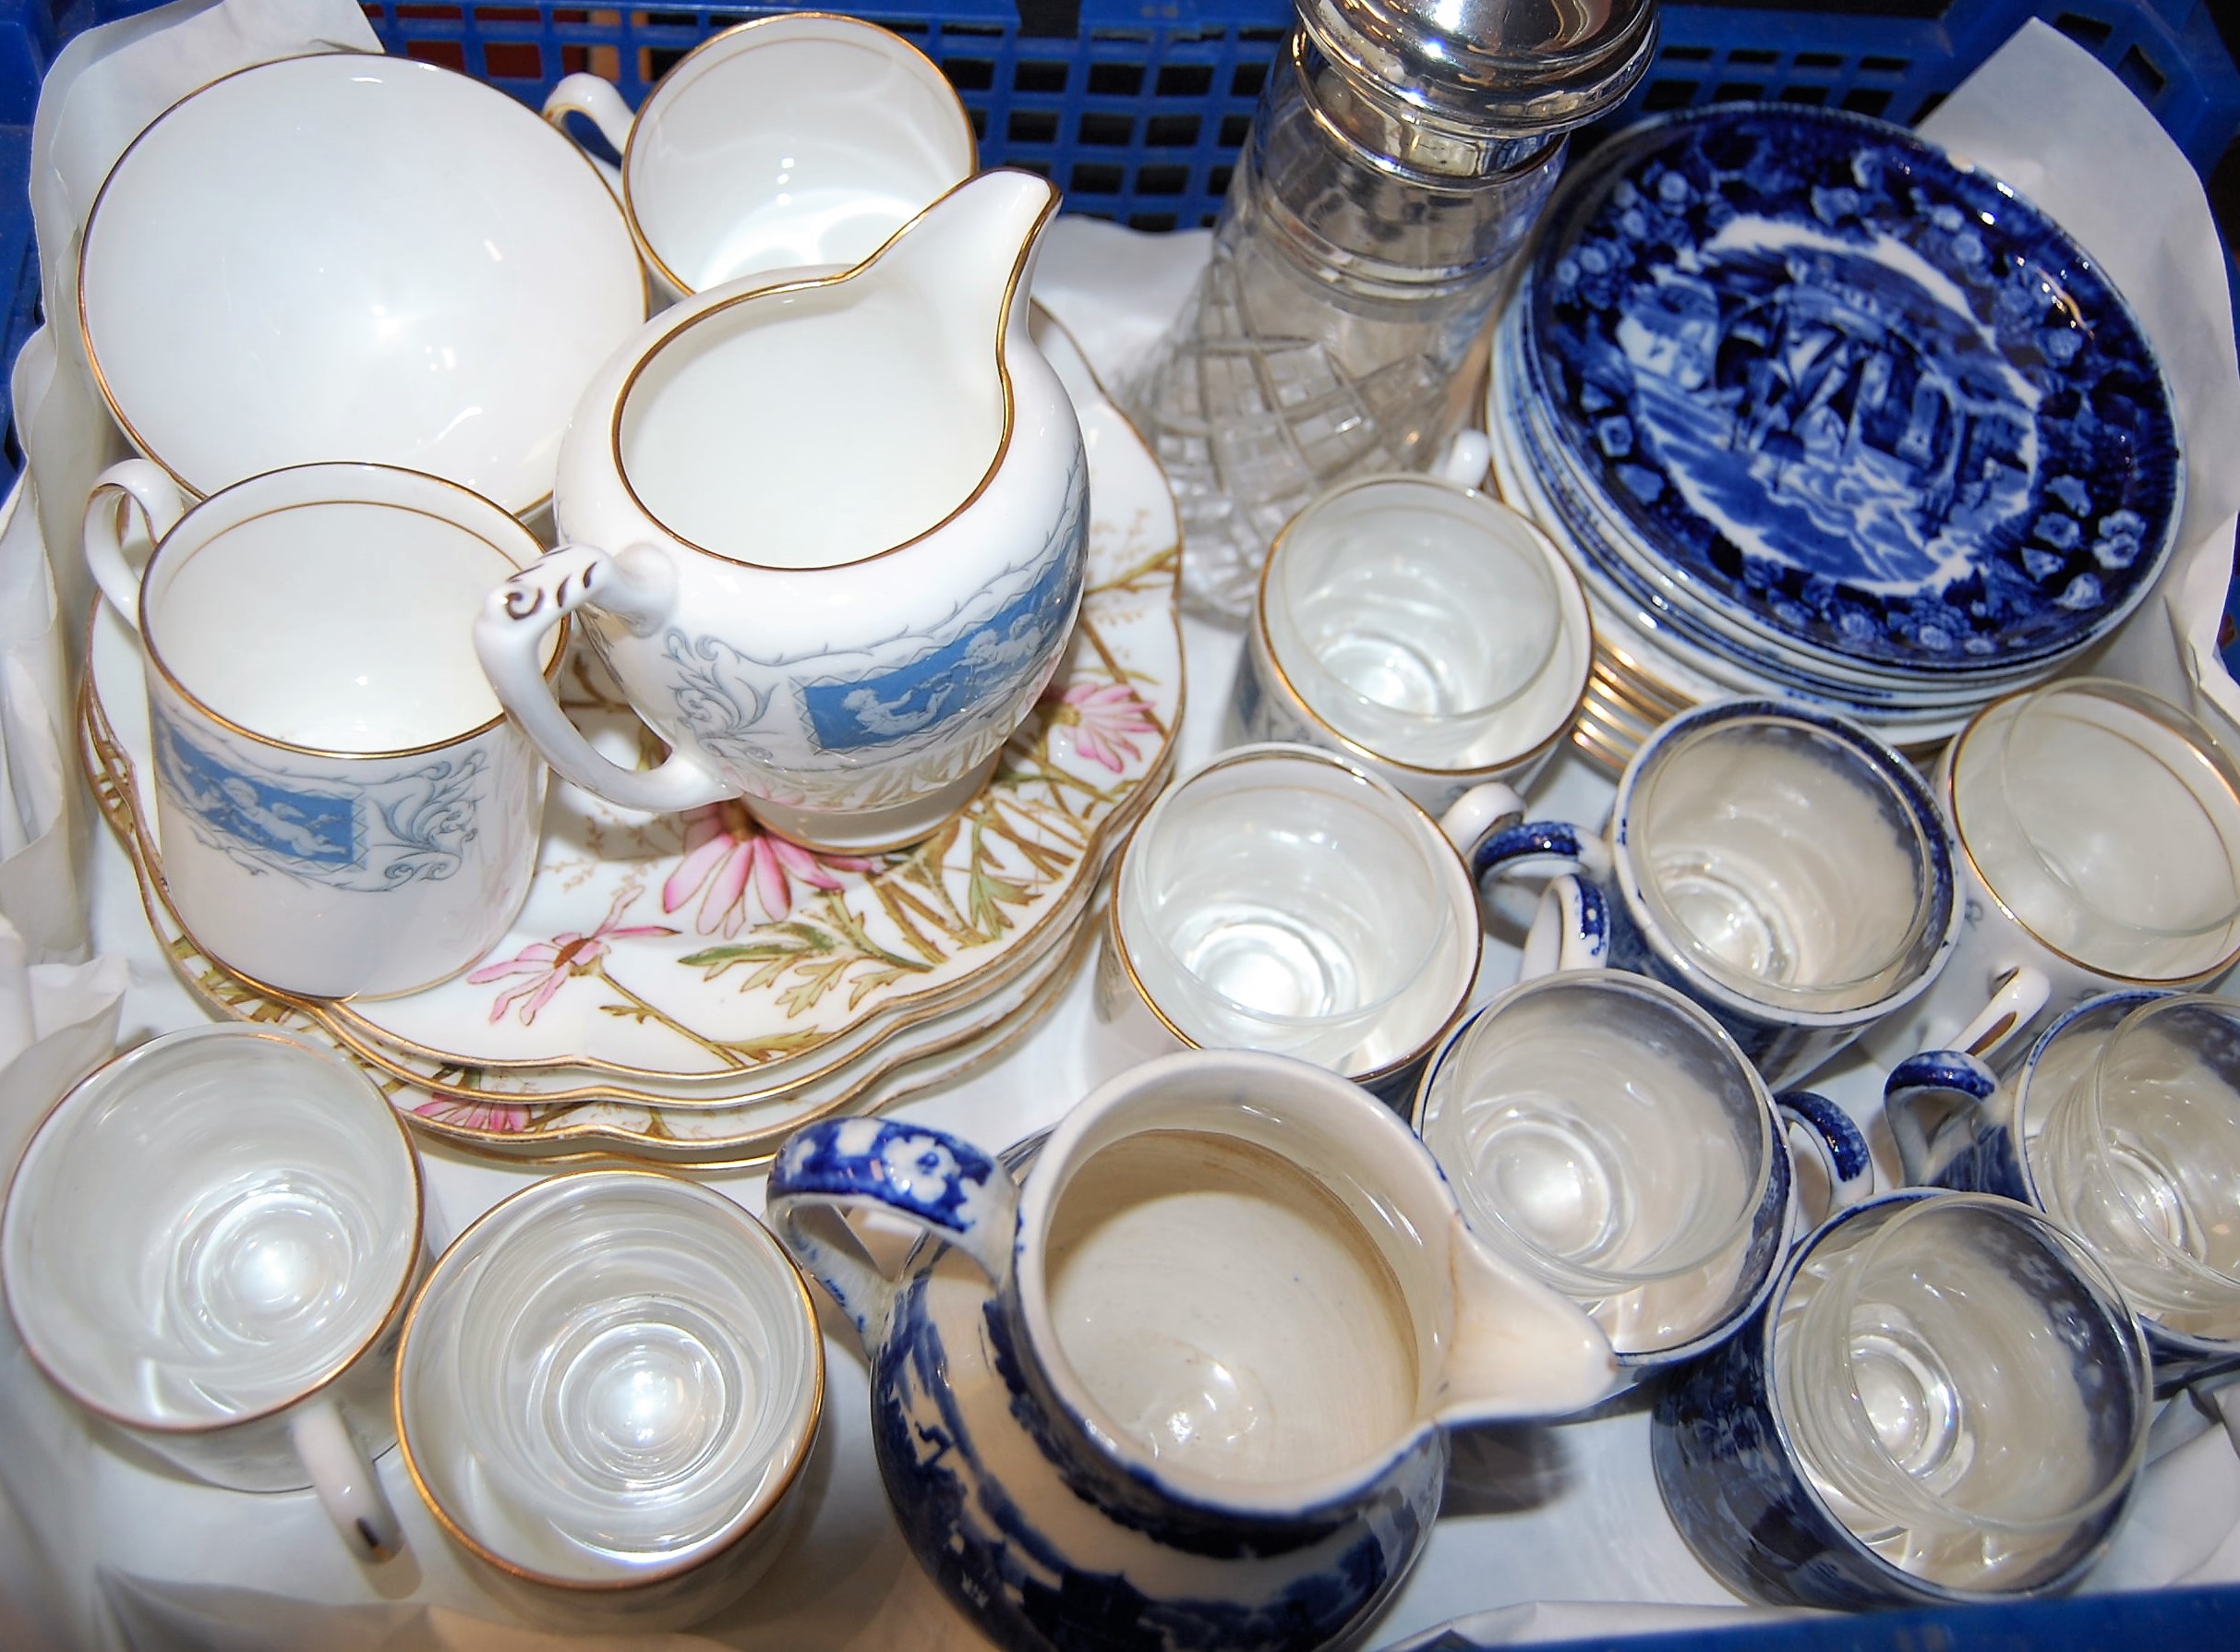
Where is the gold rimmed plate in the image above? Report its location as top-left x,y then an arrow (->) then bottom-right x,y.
84,310 -> 1181,1102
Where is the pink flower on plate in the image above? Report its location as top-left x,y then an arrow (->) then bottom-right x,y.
412,1094 -> 537,1134
662,800 -> 876,937
1049,681 -> 1155,774
467,886 -> 675,1025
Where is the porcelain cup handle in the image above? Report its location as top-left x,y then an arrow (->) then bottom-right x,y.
1436,429 -> 1493,488
474,543 -> 732,814
1774,1091 -> 1876,1224
289,1398 -> 402,1562
1950,965 -> 2052,1061
541,72 -> 637,158
1517,872 -> 1615,979
82,460 -> 187,632
1878,968 -> 2049,1187
766,1119 -> 1021,1345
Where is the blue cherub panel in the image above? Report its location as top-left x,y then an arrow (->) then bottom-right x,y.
153,714 -> 358,868
801,527 -> 1081,754
1527,104 -> 2182,677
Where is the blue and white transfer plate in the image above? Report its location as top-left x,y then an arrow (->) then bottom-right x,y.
1524,104 -> 2183,679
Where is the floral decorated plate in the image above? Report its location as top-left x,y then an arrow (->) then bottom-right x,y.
80,750 -> 1099,1162
85,309 -> 1181,1098
1523,103 -> 2182,680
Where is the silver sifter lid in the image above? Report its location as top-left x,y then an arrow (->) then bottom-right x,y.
1296,0 -> 1660,148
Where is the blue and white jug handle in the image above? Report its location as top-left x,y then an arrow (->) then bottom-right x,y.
766,1118 -> 1018,1344
1881,967 -> 2051,1186
1772,1090 -> 1876,1218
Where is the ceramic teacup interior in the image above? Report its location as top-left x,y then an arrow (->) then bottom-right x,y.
631,17 -> 972,289
1775,1196 -> 2146,1592
1954,681 -> 2240,980
1,1029 -> 417,1426
80,54 -> 644,511
1117,752 -> 1462,1071
1266,479 -> 1562,768
1418,973 -> 1772,1350
2033,995 -> 2240,1338
397,1172 -> 818,1585
1630,713 -> 1941,1013
619,262 -> 999,569
144,481 -> 537,753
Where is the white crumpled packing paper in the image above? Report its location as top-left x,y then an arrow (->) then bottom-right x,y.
0,0 -> 383,971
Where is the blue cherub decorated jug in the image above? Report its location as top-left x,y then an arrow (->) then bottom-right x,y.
476,168 -> 1086,855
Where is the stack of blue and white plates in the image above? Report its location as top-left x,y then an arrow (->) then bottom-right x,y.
1485,103 -> 2184,766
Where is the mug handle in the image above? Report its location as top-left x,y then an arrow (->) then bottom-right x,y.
289,1398 -> 403,1562
1882,967 -> 2051,1185
541,72 -> 637,157
1775,1091 -> 1876,1219
473,543 -> 732,814
766,1118 -> 1020,1345
1437,429 -> 1493,489
1519,872 -> 1613,979
82,460 -> 187,632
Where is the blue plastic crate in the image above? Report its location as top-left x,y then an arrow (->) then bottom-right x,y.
3,0 -> 2235,480
0,3 -> 2237,1646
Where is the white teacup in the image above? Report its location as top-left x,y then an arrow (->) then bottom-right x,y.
1095,745 -> 1482,1106
1867,679 -> 2240,1063
544,13 -> 975,301
396,1169 -> 822,1630
84,460 -> 559,999
1232,452 -> 1591,815
2,1026 -> 424,1560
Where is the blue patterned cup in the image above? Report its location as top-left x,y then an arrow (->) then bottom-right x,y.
1451,699 -> 1961,1089
1654,1190 -> 2150,1610
84,459 -> 559,998
1414,971 -> 1871,1375
1888,990 -> 2240,1389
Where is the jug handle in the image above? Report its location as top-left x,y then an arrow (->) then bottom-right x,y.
475,544 -> 734,814
766,1118 -> 1018,1345
542,73 -> 636,160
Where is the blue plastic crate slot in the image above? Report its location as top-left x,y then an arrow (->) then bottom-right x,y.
4,0 -> 2236,482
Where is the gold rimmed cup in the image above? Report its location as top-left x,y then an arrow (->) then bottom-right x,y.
1093,744 -> 1484,1109
82,459 -> 562,1000
3,1026 -> 427,1562
1234,472 -> 1592,815
395,1169 -> 824,1628
1868,678 -> 2240,1064
543,11 -> 976,302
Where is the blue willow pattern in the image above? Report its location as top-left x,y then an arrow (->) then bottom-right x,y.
1530,106 -> 2180,673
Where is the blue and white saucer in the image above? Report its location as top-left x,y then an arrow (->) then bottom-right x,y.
1521,104 -> 2183,682
1496,297 -> 2059,707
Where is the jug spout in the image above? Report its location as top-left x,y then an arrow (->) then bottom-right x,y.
871,167 -> 1059,358
1435,1213 -> 1619,1426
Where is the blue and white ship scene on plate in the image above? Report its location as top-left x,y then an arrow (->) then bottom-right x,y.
1527,104 -> 2182,677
